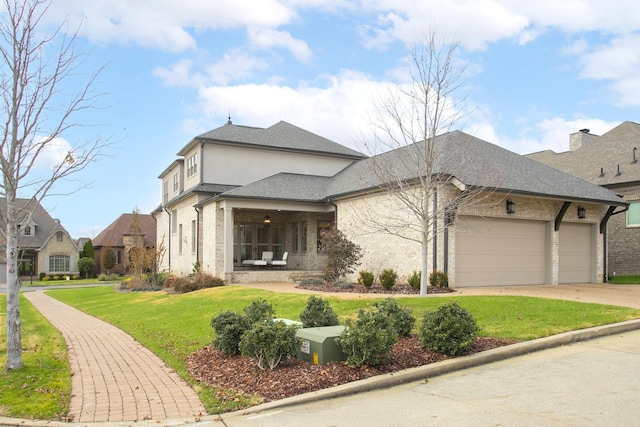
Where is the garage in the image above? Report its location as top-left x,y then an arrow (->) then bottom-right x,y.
559,222 -> 593,283
455,216 -> 547,287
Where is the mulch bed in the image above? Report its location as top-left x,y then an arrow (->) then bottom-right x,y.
295,282 -> 455,295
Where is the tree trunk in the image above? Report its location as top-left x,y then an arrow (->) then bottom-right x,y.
5,195 -> 23,370
420,220 -> 429,296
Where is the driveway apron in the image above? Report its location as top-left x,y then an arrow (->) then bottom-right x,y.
23,290 -> 206,423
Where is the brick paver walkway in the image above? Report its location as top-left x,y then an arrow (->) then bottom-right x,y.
24,291 -> 206,423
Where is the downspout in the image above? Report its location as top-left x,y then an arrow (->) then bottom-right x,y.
163,207 -> 171,271
194,206 -> 200,265
331,202 -> 338,227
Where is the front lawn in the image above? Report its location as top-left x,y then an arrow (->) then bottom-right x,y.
608,275 -> 640,285
0,295 -> 71,420
2,285 -> 639,418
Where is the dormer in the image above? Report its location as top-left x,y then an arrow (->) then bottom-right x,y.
18,218 -> 37,237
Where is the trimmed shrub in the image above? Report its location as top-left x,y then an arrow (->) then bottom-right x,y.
373,298 -> 415,337
299,278 -> 324,285
191,273 -> 225,289
41,275 -> 50,282
338,308 -> 398,367
379,268 -> 397,290
243,299 -> 275,324
333,281 -> 354,290
357,270 -> 375,288
239,321 -> 298,370
300,295 -> 340,328
419,301 -> 478,356
407,271 -> 421,290
429,270 -> 449,288
210,311 -> 250,355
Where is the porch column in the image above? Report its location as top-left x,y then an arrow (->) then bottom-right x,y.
548,222 -> 559,285
223,206 -> 234,274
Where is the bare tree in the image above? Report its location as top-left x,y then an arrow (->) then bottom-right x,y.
1,0 -> 108,370
356,33 -> 493,295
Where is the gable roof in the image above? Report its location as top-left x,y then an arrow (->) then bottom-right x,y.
214,130 -> 625,206
179,120 -> 365,159
0,198 -> 75,249
526,121 -> 640,188
92,213 -> 156,248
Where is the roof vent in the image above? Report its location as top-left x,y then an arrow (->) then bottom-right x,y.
633,147 -> 637,164
599,167 -> 605,177
616,164 -> 622,176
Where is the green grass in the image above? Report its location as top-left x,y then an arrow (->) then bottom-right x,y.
0,295 -> 71,420
3,285 -> 640,418
608,275 -> 640,285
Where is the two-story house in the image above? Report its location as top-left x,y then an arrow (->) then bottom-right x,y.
155,119 -> 626,287
0,197 -> 80,282
527,121 -> 640,277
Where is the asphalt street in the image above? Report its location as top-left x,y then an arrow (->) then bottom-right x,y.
221,328 -> 640,427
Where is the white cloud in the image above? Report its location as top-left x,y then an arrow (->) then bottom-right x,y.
248,28 -> 312,61
47,0 -> 297,52
495,117 -> 621,154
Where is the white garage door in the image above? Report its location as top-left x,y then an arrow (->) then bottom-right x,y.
455,216 -> 547,287
559,223 -> 592,284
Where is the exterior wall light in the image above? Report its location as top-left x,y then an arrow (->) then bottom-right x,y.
578,207 -> 586,219
263,214 -> 271,227
506,200 -> 515,214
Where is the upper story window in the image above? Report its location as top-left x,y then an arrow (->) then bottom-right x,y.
172,209 -> 178,234
627,201 -> 640,227
163,181 -> 169,204
187,153 -> 198,178
173,173 -> 179,192
23,225 -> 32,236
56,231 -> 63,242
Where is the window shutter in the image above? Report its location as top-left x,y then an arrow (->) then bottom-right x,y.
44,255 -> 49,273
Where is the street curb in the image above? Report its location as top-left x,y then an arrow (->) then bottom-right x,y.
2,318 -> 640,426
223,318 -> 640,417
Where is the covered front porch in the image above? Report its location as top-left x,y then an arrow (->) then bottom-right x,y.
217,199 -> 334,283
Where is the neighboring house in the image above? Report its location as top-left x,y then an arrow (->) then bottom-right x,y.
92,213 -> 157,275
0,198 -> 79,282
527,121 -> 640,277
155,119 -> 626,287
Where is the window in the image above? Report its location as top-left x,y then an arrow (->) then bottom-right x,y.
291,222 -> 298,252
23,226 -> 31,236
173,173 -> 179,192
163,181 -> 169,204
628,201 -> 640,227
300,221 -> 307,253
56,231 -> 63,242
191,220 -> 196,253
49,255 -> 70,272
187,153 -> 198,178
172,210 -> 178,234
317,221 -> 332,250
178,224 -> 183,254
116,250 -> 122,265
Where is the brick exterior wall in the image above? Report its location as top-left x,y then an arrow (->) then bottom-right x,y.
337,187 -> 607,287
607,185 -> 640,276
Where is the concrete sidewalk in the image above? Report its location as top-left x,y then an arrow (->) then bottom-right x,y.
22,291 -> 206,423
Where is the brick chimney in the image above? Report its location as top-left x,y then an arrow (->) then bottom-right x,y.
569,128 -> 598,151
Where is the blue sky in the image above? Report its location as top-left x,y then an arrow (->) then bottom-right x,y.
21,0 -> 640,239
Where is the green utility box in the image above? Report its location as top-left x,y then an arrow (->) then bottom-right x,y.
273,318 -> 304,329
296,325 -> 346,366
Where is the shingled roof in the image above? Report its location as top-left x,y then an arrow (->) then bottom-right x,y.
178,120 -> 365,159
527,121 -> 640,188
92,213 -> 156,248
215,130 -> 626,206
0,198 -> 74,250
